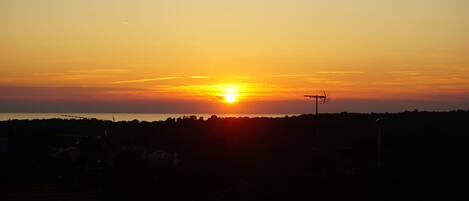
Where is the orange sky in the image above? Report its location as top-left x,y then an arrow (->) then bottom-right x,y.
1,0 -> 469,112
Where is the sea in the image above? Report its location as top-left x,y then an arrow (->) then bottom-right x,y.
0,113 -> 296,122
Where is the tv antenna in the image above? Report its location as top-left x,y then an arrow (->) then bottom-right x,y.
304,91 -> 328,115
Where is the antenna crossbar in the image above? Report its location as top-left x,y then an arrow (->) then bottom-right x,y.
304,92 -> 328,115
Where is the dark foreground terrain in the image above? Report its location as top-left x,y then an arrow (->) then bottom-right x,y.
1,111 -> 469,201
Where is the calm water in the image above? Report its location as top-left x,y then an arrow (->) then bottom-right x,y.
0,113 -> 295,122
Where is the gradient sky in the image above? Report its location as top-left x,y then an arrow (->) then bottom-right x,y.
1,0 -> 469,113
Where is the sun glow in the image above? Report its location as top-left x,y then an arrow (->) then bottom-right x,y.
221,85 -> 240,104
224,93 -> 237,104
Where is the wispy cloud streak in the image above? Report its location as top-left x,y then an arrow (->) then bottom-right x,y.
113,77 -> 183,84
314,71 -> 363,75
187,76 -> 209,79
268,74 -> 310,78
67,69 -> 129,74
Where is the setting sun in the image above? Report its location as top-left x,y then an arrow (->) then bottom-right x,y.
224,94 -> 237,104
221,85 -> 240,104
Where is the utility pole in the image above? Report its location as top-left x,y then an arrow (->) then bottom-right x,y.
315,96 -> 318,115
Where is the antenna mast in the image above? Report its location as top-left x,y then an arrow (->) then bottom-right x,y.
304,91 -> 327,115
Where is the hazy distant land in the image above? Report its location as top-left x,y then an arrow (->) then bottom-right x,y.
0,113 -> 292,122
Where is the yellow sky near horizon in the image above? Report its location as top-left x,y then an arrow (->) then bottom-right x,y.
1,0 -> 469,104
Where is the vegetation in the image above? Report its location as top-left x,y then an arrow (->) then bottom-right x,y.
2,111 -> 469,201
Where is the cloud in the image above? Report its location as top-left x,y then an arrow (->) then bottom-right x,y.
239,76 -> 254,80
120,18 -> 129,25
112,75 -> 210,84
314,71 -> 363,75
268,74 -> 310,78
388,71 -> 421,76
112,76 -> 183,84
307,77 -> 344,84
68,69 -> 129,74
23,69 -> 131,82
187,76 -> 209,79
267,72 -> 363,78
371,81 -> 406,86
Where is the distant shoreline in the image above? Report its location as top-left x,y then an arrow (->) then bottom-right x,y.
1,110 -> 468,122
0,113 -> 297,122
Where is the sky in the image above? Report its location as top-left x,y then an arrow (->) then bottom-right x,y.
1,0 -> 469,113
